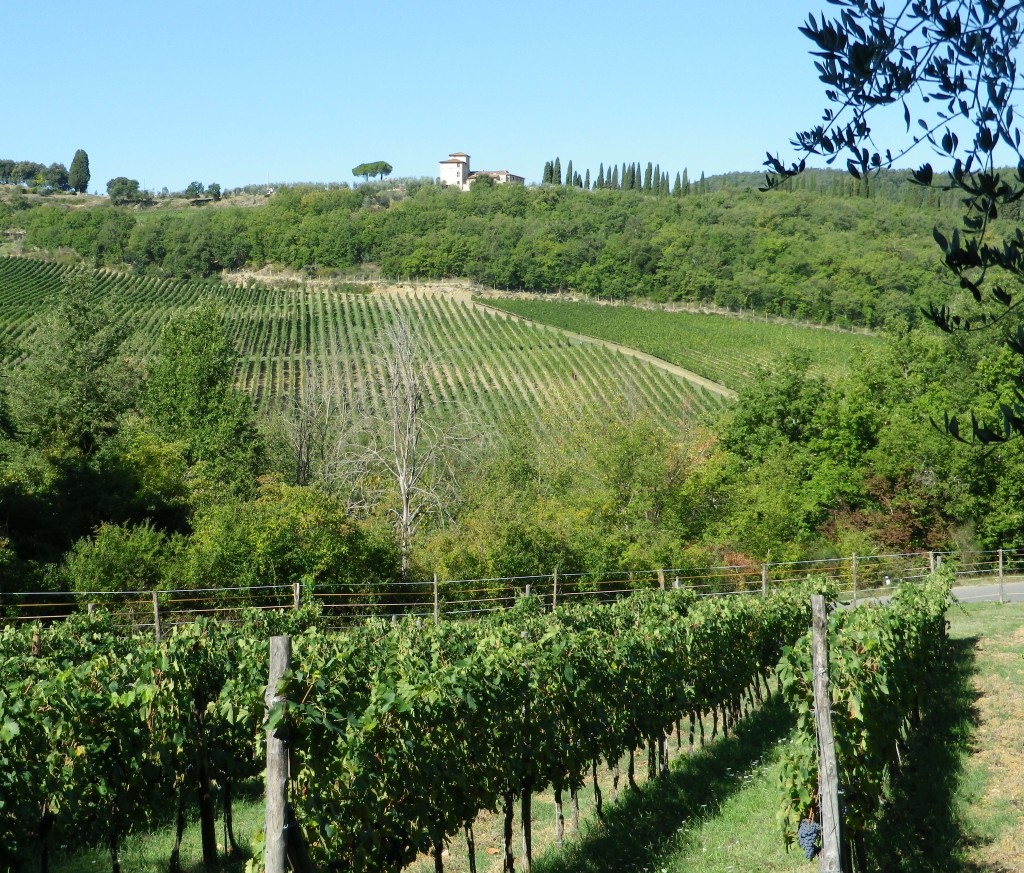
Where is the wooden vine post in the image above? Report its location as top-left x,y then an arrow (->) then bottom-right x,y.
811,595 -> 842,873
152,591 -> 162,643
999,548 -> 1005,604
265,636 -> 291,873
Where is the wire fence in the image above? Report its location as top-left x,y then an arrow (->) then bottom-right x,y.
4,548 -> 1023,634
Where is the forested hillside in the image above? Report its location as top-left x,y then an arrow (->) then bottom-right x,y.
0,170 -> 970,327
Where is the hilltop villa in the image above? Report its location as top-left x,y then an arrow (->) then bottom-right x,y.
438,153 -> 525,191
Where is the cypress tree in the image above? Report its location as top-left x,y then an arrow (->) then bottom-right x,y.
543,161 -> 553,184
682,167 -> 690,194
575,171 -> 582,187
698,171 -> 706,193
661,171 -> 670,195
673,172 -> 682,196
553,157 -> 562,185
565,160 -> 573,187
621,163 -> 627,189
611,165 -> 619,188
596,163 -> 604,188
68,148 -> 90,194
584,169 -> 591,189
644,162 -> 653,191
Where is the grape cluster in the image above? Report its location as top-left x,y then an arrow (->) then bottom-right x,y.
797,819 -> 821,860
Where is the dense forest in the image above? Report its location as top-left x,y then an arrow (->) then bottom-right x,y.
0,169 -> 974,328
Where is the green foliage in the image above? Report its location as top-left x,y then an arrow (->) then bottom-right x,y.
181,477 -> 398,596
60,520 -> 181,598
776,575 -> 954,852
351,161 -> 393,181
106,176 -> 144,205
68,149 -> 90,193
768,2 -> 1024,446
143,302 -> 266,499
6,273 -> 138,458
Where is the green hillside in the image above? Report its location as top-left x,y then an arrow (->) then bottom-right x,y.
0,257 -> 725,430
479,297 -> 878,391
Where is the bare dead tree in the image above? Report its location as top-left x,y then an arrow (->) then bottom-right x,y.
364,314 -> 475,578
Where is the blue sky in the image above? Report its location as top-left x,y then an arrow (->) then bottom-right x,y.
7,0 -> 923,193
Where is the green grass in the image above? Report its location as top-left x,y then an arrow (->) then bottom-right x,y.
480,297 -> 879,391
45,786 -> 264,873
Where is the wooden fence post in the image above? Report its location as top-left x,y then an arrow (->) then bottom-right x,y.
811,595 -> 842,873
525,583 -> 531,598
152,591 -> 162,643
433,573 -> 439,625
761,563 -> 768,597
293,581 -> 301,611
265,636 -> 292,873
929,551 -> 935,574
851,554 -> 858,606
999,548 -> 1005,604
552,568 -> 559,610
658,568 -> 666,591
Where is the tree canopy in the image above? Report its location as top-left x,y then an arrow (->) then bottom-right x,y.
352,161 -> 393,181
69,149 -> 90,193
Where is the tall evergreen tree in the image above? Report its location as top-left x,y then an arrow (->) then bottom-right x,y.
682,167 -> 690,195
574,171 -> 582,187
543,161 -> 553,184
698,171 -> 707,193
661,171 -> 670,195
553,157 -> 562,185
565,160 -> 573,187
673,172 -> 682,196
611,165 -> 619,188
596,163 -> 604,188
68,149 -> 90,194
621,163 -> 628,189
644,162 -> 653,191
584,168 -> 590,190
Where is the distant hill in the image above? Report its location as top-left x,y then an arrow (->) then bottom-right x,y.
0,171 -> 971,333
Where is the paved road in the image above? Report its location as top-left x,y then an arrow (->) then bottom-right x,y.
951,580 -> 1024,603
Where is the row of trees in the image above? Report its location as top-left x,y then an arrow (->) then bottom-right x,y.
0,150 -> 89,194
542,157 -> 707,195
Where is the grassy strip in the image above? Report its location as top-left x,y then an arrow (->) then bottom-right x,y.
45,787 -> 263,873
533,696 -> 798,873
